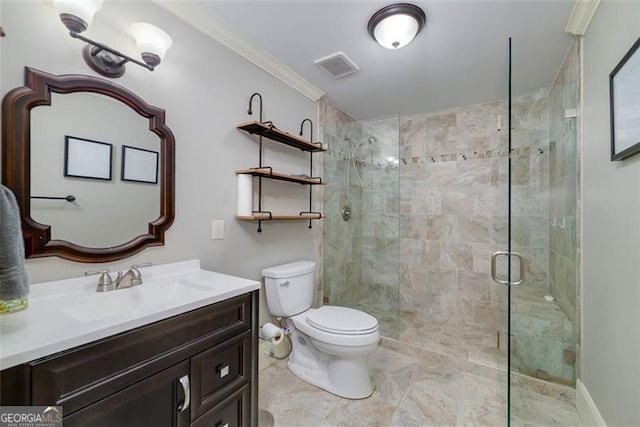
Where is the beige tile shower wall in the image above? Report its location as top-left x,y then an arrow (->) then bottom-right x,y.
399,94 -> 551,332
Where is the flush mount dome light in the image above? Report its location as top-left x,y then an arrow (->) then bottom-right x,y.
367,3 -> 426,49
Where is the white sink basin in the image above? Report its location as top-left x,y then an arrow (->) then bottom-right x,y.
61,279 -> 212,323
1,260 -> 261,370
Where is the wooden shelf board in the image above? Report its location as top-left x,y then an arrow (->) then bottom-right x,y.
236,121 -> 326,152
236,168 -> 323,185
236,214 -> 323,221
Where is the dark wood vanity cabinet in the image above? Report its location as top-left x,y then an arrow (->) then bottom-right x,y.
1,291 -> 258,427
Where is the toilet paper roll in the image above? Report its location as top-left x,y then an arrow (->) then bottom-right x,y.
271,332 -> 284,346
237,174 -> 253,216
260,322 -> 284,346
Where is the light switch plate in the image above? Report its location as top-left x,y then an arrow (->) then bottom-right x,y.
212,220 -> 224,240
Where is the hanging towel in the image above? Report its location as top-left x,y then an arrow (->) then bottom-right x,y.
0,184 -> 29,301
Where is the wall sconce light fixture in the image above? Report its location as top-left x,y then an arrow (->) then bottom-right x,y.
367,3 -> 426,49
53,0 -> 172,78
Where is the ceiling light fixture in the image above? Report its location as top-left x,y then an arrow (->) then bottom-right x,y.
53,0 -> 172,78
367,3 -> 426,49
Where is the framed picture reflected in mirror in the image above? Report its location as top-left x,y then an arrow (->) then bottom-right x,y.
64,135 -> 113,180
121,145 -> 159,184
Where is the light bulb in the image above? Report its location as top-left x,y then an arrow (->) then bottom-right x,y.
373,13 -> 420,49
53,0 -> 103,32
129,23 -> 173,66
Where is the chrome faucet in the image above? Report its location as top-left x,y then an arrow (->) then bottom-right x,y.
86,263 -> 151,292
85,269 -> 115,292
114,267 -> 141,289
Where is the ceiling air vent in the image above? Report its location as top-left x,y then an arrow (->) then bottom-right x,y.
314,52 -> 359,79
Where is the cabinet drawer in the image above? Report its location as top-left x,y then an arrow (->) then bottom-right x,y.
191,384 -> 251,427
30,294 -> 251,415
191,330 -> 252,420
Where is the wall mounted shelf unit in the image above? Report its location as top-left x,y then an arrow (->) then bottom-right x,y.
235,167 -> 323,185
235,121 -> 325,152
235,93 -> 325,232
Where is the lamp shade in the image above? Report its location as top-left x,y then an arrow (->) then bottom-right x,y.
368,3 -> 426,49
53,0 -> 103,28
129,23 -> 173,62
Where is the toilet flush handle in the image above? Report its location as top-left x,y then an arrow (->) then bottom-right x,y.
280,281 -> 291,287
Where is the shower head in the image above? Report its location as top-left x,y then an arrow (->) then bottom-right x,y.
354,136 -> 377,147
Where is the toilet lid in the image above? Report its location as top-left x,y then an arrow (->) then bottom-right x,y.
306,306 -> 378,335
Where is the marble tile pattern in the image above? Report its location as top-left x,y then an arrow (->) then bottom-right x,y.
397,89 -> 578,384
398,101 -> 542,314
258,343 -> 582,426
321,104 -> 401,338
319,98 -> 365,309
319,41 -> 580,384
359,116 -> 401,338
547,40 -> 581,381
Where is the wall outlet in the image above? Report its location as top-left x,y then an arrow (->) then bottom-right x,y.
211,220 -> 224,240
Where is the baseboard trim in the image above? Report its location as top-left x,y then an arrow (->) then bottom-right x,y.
576,380 -> 607,426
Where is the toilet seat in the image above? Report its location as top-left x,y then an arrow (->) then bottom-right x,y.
306,306 -> 378,335
290,307 -> 379,348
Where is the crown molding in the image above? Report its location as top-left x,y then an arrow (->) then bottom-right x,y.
565,0 -> 601,36
153,1 -> 324,102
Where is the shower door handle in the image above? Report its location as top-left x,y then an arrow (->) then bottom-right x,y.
491,251 -> 526,285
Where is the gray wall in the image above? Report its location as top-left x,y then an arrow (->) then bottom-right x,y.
1,0 -> 320,327
582,1 -> 640,425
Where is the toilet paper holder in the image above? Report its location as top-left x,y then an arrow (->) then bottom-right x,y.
259,322 -> 285,345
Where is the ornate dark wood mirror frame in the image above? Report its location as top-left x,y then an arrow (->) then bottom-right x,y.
1,67 -> 175,263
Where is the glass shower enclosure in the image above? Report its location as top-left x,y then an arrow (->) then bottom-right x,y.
320,37 -> 579,424
322,115 -> 400,339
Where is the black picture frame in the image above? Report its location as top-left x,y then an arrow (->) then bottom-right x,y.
610,36 -> 640,161
64,135 -> 113,180
121,145 -> 159,184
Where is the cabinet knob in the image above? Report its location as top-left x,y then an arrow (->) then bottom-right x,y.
218,364 -> 230,378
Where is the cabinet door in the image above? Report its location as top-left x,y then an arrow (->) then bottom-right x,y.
191,384 -> 250,427
63,362 -> 190,427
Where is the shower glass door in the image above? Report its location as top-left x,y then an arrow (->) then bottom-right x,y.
490,37 -> 520,423
501,38 -> 580,424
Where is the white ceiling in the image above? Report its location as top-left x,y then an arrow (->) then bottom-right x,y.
196,1 -> 576,120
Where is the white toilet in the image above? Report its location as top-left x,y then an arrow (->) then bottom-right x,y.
262,261 -> 380,399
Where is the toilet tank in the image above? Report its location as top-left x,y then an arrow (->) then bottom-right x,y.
262,261 -> 315,317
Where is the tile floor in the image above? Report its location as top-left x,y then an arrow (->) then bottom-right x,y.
258,338 -> 581,426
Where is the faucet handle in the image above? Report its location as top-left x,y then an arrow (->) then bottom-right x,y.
85,269 -> 115,292
129,262 -> 151,286
131,262 -> 152,270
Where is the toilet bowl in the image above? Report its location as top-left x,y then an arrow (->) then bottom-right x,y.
262,261 -> 380,399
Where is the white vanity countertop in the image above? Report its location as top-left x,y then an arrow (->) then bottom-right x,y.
0,260 -> 260,370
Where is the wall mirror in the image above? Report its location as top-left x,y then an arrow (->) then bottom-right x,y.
1,67 -> 175,263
